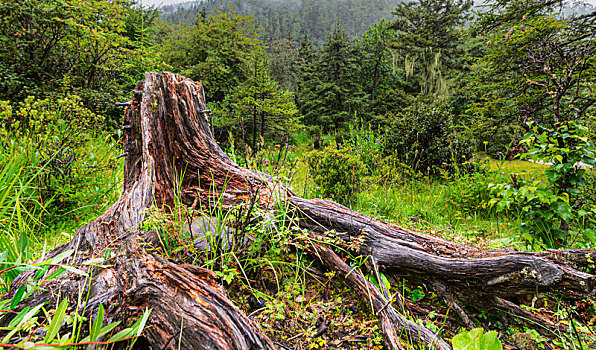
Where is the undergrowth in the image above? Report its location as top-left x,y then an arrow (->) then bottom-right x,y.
1,115 -> 595,349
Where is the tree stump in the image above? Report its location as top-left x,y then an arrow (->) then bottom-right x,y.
6,72 -> 596,350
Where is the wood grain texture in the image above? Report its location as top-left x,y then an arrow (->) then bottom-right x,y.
5,73 -> 276,350
5,72 -> 595,350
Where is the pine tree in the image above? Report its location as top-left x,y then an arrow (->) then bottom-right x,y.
221,50 -> 300,153
293,36 -> 318,119
299,24 -> 367,133
389,0 -> 472,96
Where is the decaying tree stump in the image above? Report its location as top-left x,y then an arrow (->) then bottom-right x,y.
6,72 -> 596,350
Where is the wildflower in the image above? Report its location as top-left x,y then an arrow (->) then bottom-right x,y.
522,15 -> 526,20
509,28 -> 514,35
486,41 -> 490,46
521,24 -> 526,31
505,34 -> 510,41
494,41 -> 498,46
264,159 -> 269,165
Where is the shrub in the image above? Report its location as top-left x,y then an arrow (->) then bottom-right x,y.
385,100 -> 472,175
3,95 -> 102,147
489,121 -> 596,248
305,146 -> 366,205
0,95 -> 121,231
346,123 -> 387,175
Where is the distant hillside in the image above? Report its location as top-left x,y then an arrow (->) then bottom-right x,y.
159,0 -> 399,45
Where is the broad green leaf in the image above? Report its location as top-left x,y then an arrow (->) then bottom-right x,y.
452,331 -> 474,350
551,200 -> 572,222
107,327 -> 134,343
453,328 -> 483,350
480,331 -> 503,350
44,299 -> 69,343
90,304 -> 104,341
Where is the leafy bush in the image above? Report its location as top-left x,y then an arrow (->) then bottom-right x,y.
0,96 -> 122,231
345,123 -> 424,187
305,146 -> 366,205
578,169 -> 596,217
385,100 -> 472,175
5,95 -> 102,144
489,121 -> 596,248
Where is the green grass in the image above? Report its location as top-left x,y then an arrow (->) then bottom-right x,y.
2,136 -> 591,349
0,134 -> 124,259
487,157 -> 548,177
355,180 -> 525,250
283,149 -> 554,251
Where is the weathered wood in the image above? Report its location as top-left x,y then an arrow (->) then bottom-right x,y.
289,197 -> 596,298
5,73 -> 277,350
311,244 -> 451,350
5,72 -> 596,350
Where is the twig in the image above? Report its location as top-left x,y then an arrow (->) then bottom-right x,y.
376,291 -> 401,316
431,280 -> 476,330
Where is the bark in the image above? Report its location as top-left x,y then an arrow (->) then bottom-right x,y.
5,72 -> 596,350
290,197 -> 596,298
6,73 -> 278,350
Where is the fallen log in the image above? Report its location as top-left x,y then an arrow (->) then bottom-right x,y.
4,72 -> 595,350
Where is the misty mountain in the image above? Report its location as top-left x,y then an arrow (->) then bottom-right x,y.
159,0 -> 399,45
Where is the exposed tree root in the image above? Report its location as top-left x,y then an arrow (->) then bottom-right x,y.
431,280 -> 476,330
3,72 -> 595,350
311,244 -> 451,350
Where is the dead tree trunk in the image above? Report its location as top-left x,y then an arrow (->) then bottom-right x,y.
6,72 -> 596,350
6,73 -> 279,350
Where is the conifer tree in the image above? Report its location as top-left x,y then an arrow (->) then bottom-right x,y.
300,24 -> 367,133
220,50 -> 300,153
389,0 -> 472,96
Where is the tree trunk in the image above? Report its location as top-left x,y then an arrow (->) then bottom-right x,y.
5,72 -> 596,350
5,73 -> 279,350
